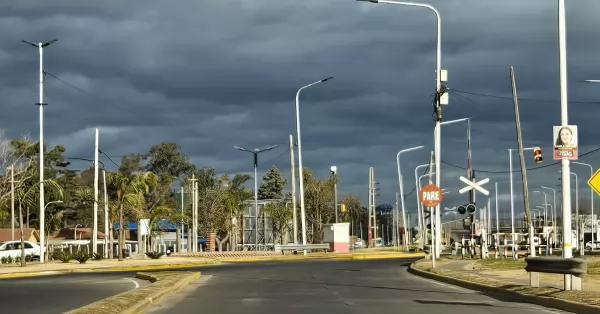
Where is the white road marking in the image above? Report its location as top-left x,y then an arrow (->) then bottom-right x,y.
123,277 -> 139,289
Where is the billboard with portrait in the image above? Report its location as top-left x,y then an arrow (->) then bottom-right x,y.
553,125 -> 578,160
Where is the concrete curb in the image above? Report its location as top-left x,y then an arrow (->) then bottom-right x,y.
65,271 -> 201,314
407,261 -> 600,314
0,261 -> 217,279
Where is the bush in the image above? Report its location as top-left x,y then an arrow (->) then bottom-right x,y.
145,251 -> 165,259
0,256 -> 8,264
72,251 -> 92,264
54,251 -> 72,263
92,253 -> 104,260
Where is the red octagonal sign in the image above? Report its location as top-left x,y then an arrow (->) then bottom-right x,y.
420,184 -> 443,208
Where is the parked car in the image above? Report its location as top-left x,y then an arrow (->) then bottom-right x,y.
585,241 -> 600,250
0,240 -> 42,260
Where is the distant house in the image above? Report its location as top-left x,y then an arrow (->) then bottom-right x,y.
0,228 -> 40,243
48,228 -> 105,241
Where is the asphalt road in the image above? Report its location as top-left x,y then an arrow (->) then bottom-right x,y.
144,258 -> 572,314
0,273 -> 148,314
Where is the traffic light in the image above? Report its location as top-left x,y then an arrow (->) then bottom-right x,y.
340,204 -> 347,213
533,147 -> 542,163
457,204 -> 476,215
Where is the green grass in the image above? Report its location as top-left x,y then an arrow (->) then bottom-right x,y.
475,258 -> 526,270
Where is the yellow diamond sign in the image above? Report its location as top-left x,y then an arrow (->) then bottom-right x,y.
588,168 -> 600,196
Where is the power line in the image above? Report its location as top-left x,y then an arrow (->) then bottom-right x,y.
441,146 -> 600,174
450,88 -> 600,105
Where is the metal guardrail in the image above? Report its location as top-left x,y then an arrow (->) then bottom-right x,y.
274,244 -> 330,255
524,257 -> 587,277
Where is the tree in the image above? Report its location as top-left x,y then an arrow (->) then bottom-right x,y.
258,166 -> 286,200
144,142 -> 195,179
302,167 -> 335,243
107,171 -> 155,261
263,201 -> 292,244
220,173 -> 252,251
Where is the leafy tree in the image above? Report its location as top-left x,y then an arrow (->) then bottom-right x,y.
263,201 -> 292,244
258,166 -> 286,200
220,173 -> 252,251
107,171 -> 155,261
302,167 -> 335,243
144,142 -> 195,179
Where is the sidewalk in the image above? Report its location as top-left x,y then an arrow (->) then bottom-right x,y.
0,256 -> 216,275
438,258 -> 600,292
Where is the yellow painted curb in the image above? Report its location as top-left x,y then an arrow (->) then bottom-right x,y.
0,262 -> 218,279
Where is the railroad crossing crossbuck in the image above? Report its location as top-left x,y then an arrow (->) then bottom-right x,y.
458,176 -> 490,196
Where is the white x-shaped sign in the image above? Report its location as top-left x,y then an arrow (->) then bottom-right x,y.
459,176 -> 490,196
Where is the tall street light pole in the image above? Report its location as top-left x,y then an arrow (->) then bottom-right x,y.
397,145 -> 424,250
572,162 -> 594,250
414,163 -> 430,249
541,186 -> 557,245
295,77 -> 333,254
234,144 -> 280,251
357,0 -> 442,259
22,38 -> 57,263
557,0 -> 574,291
533,190 -> 548,227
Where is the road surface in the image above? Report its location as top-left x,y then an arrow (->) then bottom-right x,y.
144,258 -> 572,313
0,273 -> 147,314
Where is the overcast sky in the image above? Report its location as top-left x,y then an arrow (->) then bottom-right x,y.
1,0 -> 599,223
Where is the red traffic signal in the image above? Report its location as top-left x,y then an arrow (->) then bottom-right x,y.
533,147 -> 542,163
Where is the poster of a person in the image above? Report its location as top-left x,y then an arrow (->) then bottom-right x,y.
553,125 -> 578,160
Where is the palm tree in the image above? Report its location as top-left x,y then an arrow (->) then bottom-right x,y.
107,171 -> 155,261
16,179 -> 63,264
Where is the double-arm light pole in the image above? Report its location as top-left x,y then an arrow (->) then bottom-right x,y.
233,144 -> 279,250
22,38 -> 57,263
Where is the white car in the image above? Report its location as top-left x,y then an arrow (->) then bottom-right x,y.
0,240 -> 42,260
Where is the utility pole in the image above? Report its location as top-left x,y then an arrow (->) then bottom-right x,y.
188,174 -> 198,252
103,169 -> 109,258
510,66 -> 535,260
289,135 -> 298,244
93,129 -> 99,255
10,165 -> 15,241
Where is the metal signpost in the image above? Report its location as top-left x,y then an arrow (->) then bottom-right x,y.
420,183 -> 443,268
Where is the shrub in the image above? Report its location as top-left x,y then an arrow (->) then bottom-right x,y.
54,251 -> 72,263
0,256 -> 7,264
145,251 -> 165,259
92,253 -> 104,260
72,251 -> 92,264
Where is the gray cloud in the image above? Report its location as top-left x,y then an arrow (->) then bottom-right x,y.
1,0 -> 600,226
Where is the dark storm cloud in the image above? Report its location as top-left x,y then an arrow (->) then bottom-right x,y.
2,0 -> 600,225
